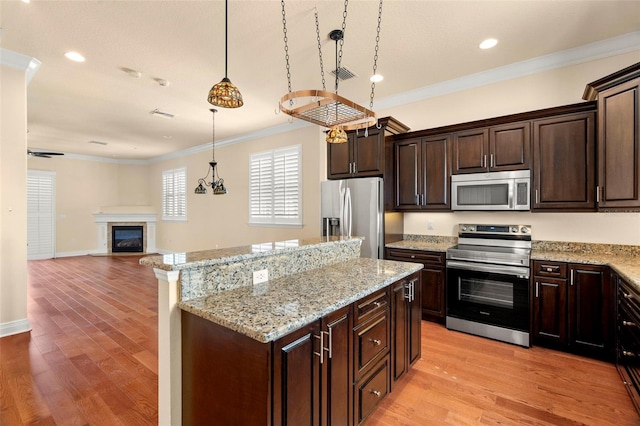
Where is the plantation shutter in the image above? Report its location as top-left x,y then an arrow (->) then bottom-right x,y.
162,167 -> 187,221
27,170 -> 55,259
249,145 -> 302,226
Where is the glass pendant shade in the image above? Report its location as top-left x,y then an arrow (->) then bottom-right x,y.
326,127 -> 348,144
208,77 -> 243,108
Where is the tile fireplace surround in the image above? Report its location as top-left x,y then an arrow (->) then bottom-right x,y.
93,211 -> 157,254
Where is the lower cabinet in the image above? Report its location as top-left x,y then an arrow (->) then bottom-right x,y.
616,273 -> 640,413
182,274 -> 421,426
532,260 -> 614,359
386,248 -> 446,323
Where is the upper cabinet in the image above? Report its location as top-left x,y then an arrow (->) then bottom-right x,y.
532,111 -> 596,211
584,62 -> 640,209
394,135 -> 451,211
327,117 -> 409,180
452,122 -> 530,174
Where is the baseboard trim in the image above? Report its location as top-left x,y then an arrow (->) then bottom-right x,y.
0,318 -> 31,338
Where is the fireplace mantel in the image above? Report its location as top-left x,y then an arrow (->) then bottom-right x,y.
93,212 -> 157,254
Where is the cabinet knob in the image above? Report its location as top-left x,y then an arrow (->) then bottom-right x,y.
410,255 -> 416,259
624,292 -> 633,300
623,320 -> 636,327
369,338 -> 382,346
373,301 -> 382,308
370,389 -> 381,397
546,267 -> 553,272
623,350 -> 637,357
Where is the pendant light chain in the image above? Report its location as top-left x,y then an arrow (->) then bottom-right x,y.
314,10 -> 326,91
369,0 -> 383,111
211,108 -> 217,162
280,0 -> 293,100
335,0 -> 349,95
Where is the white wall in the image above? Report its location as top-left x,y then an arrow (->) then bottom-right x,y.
0,61 -> 30,335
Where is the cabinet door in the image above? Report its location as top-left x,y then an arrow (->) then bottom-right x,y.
533,277 -> 568,345
273,322 -> 321,426
327,139 -> 352,179
421,266 -> 445,321
532,112 -> 596,210
568,264 -> 613,359
321,305 -> 353,426
452,128 -> 489,174
353,127 -> 384,177
598,78 -> 640,208
421,135 -> 451,210
394,140 -> 420,210
408,274 -> 422,366
489,122 -> 531,171
391,279 -> 408,383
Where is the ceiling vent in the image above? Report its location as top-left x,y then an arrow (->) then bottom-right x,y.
330,66 -> 358,81
149,108 -> 175,119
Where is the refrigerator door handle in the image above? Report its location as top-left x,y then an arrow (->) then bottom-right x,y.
345,187 -> 352,237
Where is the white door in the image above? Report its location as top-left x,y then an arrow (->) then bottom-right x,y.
27,170 -> 55,260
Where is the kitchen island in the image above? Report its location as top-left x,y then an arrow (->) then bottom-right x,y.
140,237 -> 422,425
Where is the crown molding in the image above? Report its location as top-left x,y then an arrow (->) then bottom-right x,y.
0,48 -> 41,85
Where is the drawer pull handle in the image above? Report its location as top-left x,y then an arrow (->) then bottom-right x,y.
373,301 -> 382,308
410,255 -> 416,259
623,350 -> 637,357
624,292 -> 633,300
369,339 -> 382,346
370,389 -> 381,398
623,321 -> 636,327
546,267 -> 553,272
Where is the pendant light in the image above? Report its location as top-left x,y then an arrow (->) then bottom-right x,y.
208,0 -> 243,108
195,109 -> 228,195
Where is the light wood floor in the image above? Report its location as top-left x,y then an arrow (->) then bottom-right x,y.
0,255 -> 637,425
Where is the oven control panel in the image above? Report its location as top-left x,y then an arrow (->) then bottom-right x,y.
458,224 -> 531,236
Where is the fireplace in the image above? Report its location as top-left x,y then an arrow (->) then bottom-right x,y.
112,226 -> 144,253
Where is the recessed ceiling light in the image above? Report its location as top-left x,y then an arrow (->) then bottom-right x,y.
21,0 -> 30,3
479,38 -> 498,50
64,51 -> 86,62
370,74 -> 384,83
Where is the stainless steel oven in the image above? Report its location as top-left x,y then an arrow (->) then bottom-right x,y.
446,224 -> 532,347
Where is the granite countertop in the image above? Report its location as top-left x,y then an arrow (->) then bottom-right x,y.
386,240 -> 453,253
178,258 -> 422,343
140,236 -> 362,271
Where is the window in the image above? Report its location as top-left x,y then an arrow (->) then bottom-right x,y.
162,167 -> 187,221
27,170 -> 56,260
249,145 -> 302,226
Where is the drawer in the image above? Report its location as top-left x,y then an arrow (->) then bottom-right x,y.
354,312 -> 389,378
354,288 -> 388,326
533,260 -> 567,278
386,248 -> 444,267
355,355 -> 390,425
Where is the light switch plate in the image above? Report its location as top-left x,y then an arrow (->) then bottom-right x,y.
253,269 -> 268,284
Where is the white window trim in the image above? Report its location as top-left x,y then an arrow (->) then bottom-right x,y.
249,144 -> 302,227
162,167 -> 187,222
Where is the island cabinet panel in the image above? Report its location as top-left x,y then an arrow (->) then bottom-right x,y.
533,275 -> 568,346
532,111 -> 596,211
181,312 -> 273,426
391,273 -> 422,385
597,78 -> 640,208
386,249 -> 445,323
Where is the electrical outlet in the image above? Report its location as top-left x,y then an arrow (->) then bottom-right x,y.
253,269 -> 269,284
427,221 -> 435,230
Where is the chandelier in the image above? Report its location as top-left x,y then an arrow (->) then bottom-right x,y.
279,0 -> 384,143
208,0 -> 243,108
194,109 -> 228,195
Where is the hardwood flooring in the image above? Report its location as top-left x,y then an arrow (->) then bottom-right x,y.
0,255 -> 637,425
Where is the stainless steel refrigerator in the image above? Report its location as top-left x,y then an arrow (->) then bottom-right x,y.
321,177 -> 384,259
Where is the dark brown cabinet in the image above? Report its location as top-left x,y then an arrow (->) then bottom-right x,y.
390,273 -> 421,385
327,117 -> 409,180
532,111 -> 596,210
584,63 -> 640,209
569,264 -> 614,359
386,249 -> 446,323
452,122 -> 530,174
616,272 -> 640,413
394,135 -> 451,211
532,260 -> 614,360
182,273 -> 420,426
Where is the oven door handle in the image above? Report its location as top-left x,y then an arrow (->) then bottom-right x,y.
446,260 -> 530,279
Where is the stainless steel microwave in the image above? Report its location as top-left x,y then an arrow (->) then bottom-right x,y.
451,170 -> 531,211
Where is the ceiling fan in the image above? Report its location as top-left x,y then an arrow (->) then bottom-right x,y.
27,149 -> 64,158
